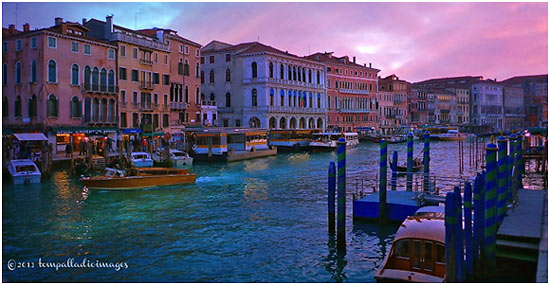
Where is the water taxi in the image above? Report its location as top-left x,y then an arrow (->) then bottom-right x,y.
268,129 -> 320,152
375,206 -> 446,282
7,159 -> 41,184
153,149 -> 194,167
130,152 -> 154,167
309,132 -> 359,151
439,129 -> 466,141
80,167 -> 196,190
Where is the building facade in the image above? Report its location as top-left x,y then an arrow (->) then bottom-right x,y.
471,80 -> 504,131
306,52 -> 379,132
432,89 -> 457,125
501,75 -> 547,128
378,74 -> 410,133
201,41 -> 327,130
445,87 -> 469,124
3,18 -> 118,152
408,88 -> 429,126
501,85 -> 525,130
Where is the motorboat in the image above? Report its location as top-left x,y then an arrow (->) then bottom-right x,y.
153,149 -> 194,166
375,206 -> 446,282
439,129 -> 466,141
130,152 -> 154,167
387,135 -> 408,144
7,159 -> 41,184
389,158 -> 424,173
308,132 -> 359,151
80,167 -> 196,190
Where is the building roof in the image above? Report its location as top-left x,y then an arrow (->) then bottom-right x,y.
3,21 -> 114,46
305,52 -> 380,72
137,28 -> 202,47
499,74 -> 548,86
414,75 -> 483,85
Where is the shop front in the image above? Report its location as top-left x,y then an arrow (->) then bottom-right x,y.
52,126 -> 119,155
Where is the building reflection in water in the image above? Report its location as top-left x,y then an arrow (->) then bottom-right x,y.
242,177 -> 269,221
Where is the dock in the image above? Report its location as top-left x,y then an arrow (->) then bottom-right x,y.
353,191 -> 436,223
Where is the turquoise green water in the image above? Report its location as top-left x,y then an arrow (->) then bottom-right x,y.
3,141 -> 487,282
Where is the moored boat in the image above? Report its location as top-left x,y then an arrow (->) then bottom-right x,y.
7,159 -> 41,184
268,129 -> 320,152
80,167 -> 196,190
309,132 -> 359,151
389,158 -> 424,172
375,207 -> 446,282
387,135 -> 407,144
153,149 -> 194,167
439,129 -> 466,141
130,152 -> 154,167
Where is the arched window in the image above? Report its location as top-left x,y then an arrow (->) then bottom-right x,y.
108,99 -> 115,122
15,61 -> 22,84
270,88 -> 274,106
297,67 -> 301,82
2,64 -> 7,85
2,96 -> 8,117
225,92 -> 231,107
92,98 -> 99,121
209,70 -> 214,83
288,65 -> 292,80
71,64 -> 79,85
92,67 -> 99,90
251,62 -> 257,78
14,96 -> 21,117
269,62 -> 274,78
84,66 -> 91,89
100,98 -> 107,122
200,71 -> 204,84
183,60 -> 189,76
225,68 -> 231,82
317,93 -> 321,109
47,94 -> 58,117
30,61 -> 36,83
280,90 -> 285,106
108,70 -> 115,92
293,66 -> 297,81
48,60 -> 57,83
308,69 -> 312,83
84,98 -> 91,122
28,95 -> 37,118
100,68 -> 107,91
195,62 -> 200,77
185,86 -> 189,102
251,88 -> 258,106
210,93 -> 215,101
280,64 -> 284,79
71,96 -> 81,118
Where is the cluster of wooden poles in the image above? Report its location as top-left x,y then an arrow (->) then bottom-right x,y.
444,133 -> 525,282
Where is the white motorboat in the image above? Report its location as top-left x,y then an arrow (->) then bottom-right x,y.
130,152 -> 154,168
309,132 -> 359,151
7,159 -> 41,184
153,149 -> 194,166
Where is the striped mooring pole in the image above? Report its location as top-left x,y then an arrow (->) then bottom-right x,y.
484,143 -> 498,273
391,151 -> 398,191
464,181 -> 474,280
515,133 -> 523,189
454,186 -> 464,282
472,173 -> 484,269
423,131 -> 430,192
445,191 -> 458,282
406,133 -> 414,191
497,136 -> 507,225
508,134 -> 516,203
328,161 -> 336,234
379,139 -> 388,222
337,138 -> 346,249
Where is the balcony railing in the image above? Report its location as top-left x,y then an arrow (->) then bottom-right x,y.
170,102 -> 188,110
338,89 -> 370,95
81,83 -> 118,94
201,100 -> 217,106
140,81 -> 153,90
139,58 -> 153,65
266,106 -> 327,114
110,31 -> 170,52
140,102 -> 153,111
338,108 -> 376,114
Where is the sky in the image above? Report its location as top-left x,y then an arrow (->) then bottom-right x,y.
2,2 -> 548,82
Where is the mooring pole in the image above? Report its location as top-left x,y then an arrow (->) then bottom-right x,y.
391,151 -> 397,191
508,134 -> 516,203
473,173 -> 483,272
515,133 -> 523,189
445,191 -> 458,283
423,131 -> 430,192
406,133 -> 413,191
336,138 -> 346,249
497,136 -> 507,225
454,186 -> 464,282
484,143 -> 498,274
328,161 -> 336,234
464,181 -> 474,280
379,139 -> 388,222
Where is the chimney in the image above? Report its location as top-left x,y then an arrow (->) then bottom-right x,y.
60,22 -> 67,34
105,15 -> 113,38
369,63 -> 372,68
9,24 -> 15,34
55,17 -> 63,26
82,18 -> 87,25
353,56 -> 356,63
363,63 -> 366,67
23,23 -> 29,33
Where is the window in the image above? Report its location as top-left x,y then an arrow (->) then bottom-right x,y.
108,49 -> 115,59
2,64 -> 6,85
195,63 -> 200,78
270,89 -> 274,105
48,37 -> 57,48
163,74 -> 170,85
210,92 -> 215,101
71,64 -> 79,85
154,93 -> 158,105
120,112 -> 127,127
163,114 -> 169,127
153,53 -> 158,63
15,96 -> 21,117
16,39 -> 22,51
72,42 -> 78,53
121,90 -> 126,103
3,42 -> 7,53
226,54 -> 231,62
196,49 -> 200,57
280,64 -> 284,79
269,62 -> 274,78
84,44 -> 91,55
164,55 -> 168,64
133,92 -> 138,104
132,48 -> 138,59
71,96 -> 82,118
47,94 -> 58,117
179,44 -> 184,53
280,90 -> 284,106
120,45 -> 126,57
185,86 -> 189,102
131,69 -> 138,82
195,87 -> 200,104
48,60 -> 57,83
184,61 -> 189,76
153,73 -> 160,84
28,95 -> 37,117
164,94 -> 168,106
132,113 -> 138,128
200,71 -> 204,84
251,62 -> 258,78
2,96 -> 7,117
119,67 -> 127,80
15,62 -> 21,84
209,56 -> 214,63
200,57 -> 204,64
252,88 -> 258,106
316,71 -> 320,84
100,68 -> 107,91
185,46 -> 189,55
226,68 -> 231,82
209,70 -> 215,83
226,92 -> 231,107
178,62 -> 184,75
108,70 -> 115,92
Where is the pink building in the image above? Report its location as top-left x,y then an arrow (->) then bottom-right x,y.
2,18 -> 118,153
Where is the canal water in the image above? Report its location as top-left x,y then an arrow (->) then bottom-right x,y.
1,140 -> 525,282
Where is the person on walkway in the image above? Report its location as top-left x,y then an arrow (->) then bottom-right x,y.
108,138 -> 114,152
65,143 -> 72,158
79,140 -> 85,155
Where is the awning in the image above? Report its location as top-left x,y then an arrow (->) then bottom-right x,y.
14,133 -> 48,141
52,126 -> 119,134
142,132 -> 164,137
122,128 -> 142,134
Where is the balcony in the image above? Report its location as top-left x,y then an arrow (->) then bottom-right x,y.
218,107 -> 233,113
170,102 -> 188,110
201,100 -> 217,106
266,106 -> 327,115
338,89 -> 370,95
139,102 -> 153,111
140,81 -> 153,90
110,31 -> 170,52
139,58 -> 153,66
81,83 -> 118,95
338,108 -> 376,114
